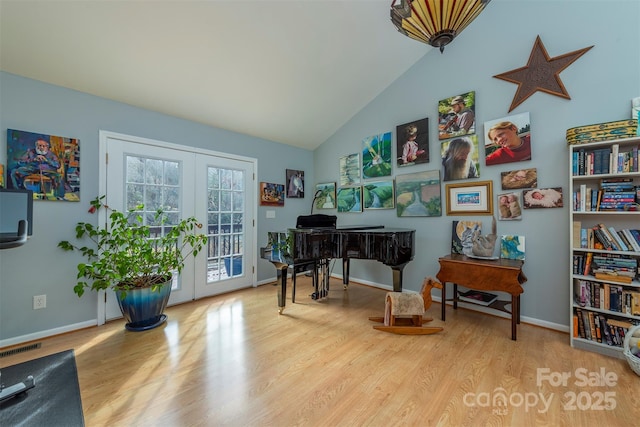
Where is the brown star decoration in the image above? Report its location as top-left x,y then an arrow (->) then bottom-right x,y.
494,35 -> 593,112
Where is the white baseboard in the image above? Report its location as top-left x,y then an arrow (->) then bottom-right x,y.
0,320 -> 97,348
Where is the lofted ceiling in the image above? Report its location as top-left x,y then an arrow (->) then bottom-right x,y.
0,0 -> 431,150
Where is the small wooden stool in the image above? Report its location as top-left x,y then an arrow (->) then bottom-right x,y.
369,277 -> 444,335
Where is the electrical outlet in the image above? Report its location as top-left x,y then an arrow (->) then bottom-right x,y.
33,295 -> 46,310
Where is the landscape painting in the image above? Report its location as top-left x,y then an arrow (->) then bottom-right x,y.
395,170 -> 441,217
362,132 -> 392,179
337,186 -> 362,213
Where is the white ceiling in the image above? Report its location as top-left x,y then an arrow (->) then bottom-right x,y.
0,0 -> 431,150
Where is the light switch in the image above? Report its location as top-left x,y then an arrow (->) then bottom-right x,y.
266,210 -> 276,218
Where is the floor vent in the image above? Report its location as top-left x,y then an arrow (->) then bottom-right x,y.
0,342 -> 42,358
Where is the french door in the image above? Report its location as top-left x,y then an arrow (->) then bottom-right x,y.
99,131 -> 256,323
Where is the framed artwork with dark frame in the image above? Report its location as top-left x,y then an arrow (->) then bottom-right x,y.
396,117 -> 429,167
285,169 -> 304,198
445,180 -> 493,215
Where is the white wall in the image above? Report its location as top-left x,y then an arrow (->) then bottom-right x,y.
314,0 -> 640,328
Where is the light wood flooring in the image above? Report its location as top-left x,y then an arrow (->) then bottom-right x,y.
2,277 -> 639,426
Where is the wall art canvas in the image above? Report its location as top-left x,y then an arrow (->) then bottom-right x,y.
441,135 -> 480,181
451,220 -> 482,256
501,235 -> 526,260
6,129 -> 80,201
259,182 -> 285,206
445,181 -> 493,216
315,182 -> 336,210
395,170 -> 441,217
0,164 -> 4,188
339,153 -> 361,186
501,167 -> 537,189
396,117 -> 429,167
523,187 -> 563,209
497,192 -> 522,221
337,186 -> 362,213
286,169 -> 304,198
484,112 -> 531,166
438,91 -> 476,140
363,180 -> 395,209
362,132 -> 392,179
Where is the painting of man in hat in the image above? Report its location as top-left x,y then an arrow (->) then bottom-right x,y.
438,91 -> 476,140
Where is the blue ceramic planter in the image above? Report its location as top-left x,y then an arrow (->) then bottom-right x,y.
115,280 -> 171,331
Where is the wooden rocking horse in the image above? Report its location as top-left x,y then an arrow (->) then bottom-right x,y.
368,277 -> 444,335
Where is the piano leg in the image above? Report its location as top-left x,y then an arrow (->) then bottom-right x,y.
390,264 -> 406,292
342,258 -> 350,289
276,265 -> 288,314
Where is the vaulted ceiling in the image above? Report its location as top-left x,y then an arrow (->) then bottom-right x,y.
0,0 -> 431,149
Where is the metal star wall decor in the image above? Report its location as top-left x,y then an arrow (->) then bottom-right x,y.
494,35 -> 593,112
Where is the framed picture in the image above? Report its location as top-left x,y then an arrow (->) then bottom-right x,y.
445,180 -> 493,215
438,91 -> 476,140
441,135 -> 480,181
500,167 -> 537,189
363,180 -> 395,209
396,118 -> 429,167
523,187 -> 563,209
6,128 -> 80,201
362,132 -> 392,179
314,182 -> 336,210
339,153 -> 361,186
395,170 -> 441,217
484,112 -> 531,166
337,186 -> 362,213
285,169 -> 304,198
497,192 -> 522,220
259,182 -> 285,206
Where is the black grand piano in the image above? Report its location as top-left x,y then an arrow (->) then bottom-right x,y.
260,214 -> 415,314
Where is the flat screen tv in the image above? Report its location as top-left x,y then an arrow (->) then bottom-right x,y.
0,188 -> 33,236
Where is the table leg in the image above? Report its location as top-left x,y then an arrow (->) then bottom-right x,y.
453,283 -> 458,310
441,283 -> 446,321
511,294 -> 517,340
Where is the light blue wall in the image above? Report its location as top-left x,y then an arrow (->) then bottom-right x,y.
315,0 -> 640,328
0,72 -> 314,343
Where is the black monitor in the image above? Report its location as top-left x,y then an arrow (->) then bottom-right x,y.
0,188 -> 33,236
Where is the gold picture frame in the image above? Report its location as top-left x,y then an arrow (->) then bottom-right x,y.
445,180 -> 493,215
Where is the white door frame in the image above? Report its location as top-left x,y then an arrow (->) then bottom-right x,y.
97,130 -> 258,325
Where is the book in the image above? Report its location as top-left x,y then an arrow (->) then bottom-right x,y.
458,290 -> 498,306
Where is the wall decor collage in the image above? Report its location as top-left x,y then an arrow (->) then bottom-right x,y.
262,90 -> 562,234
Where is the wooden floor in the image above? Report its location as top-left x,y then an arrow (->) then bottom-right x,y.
2,277 -> 639,426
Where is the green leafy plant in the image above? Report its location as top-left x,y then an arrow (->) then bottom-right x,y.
59,196 -> 207,298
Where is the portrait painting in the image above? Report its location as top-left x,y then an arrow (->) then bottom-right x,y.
6,128 -> 80,201
523,187 -> 563,209
315,182 -> 336,210
395,170 -> 441,217
497,192 -> 522,220
362,132 -> 392,179
337,186 -> 362,213
396,117 -> 429,167
363,180 -> 395,209
441,135 -> 480,182
438,91 -> 476,140
501,167 -> 537,189
259,182 -> 285,206
484,112 -> 531,166
286,169 -> 304,198
339,153 -> 361,186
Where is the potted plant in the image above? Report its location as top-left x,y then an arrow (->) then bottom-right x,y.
58,196 -> 207,331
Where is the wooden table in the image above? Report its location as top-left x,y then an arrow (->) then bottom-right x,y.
436,254 -> 527,340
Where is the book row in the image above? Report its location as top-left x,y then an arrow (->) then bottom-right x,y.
572,179 -> 639,212
574,279 -> 640,314
573,222 -> 640,252
573,308 -> 639,347
572,144 -> 640,176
